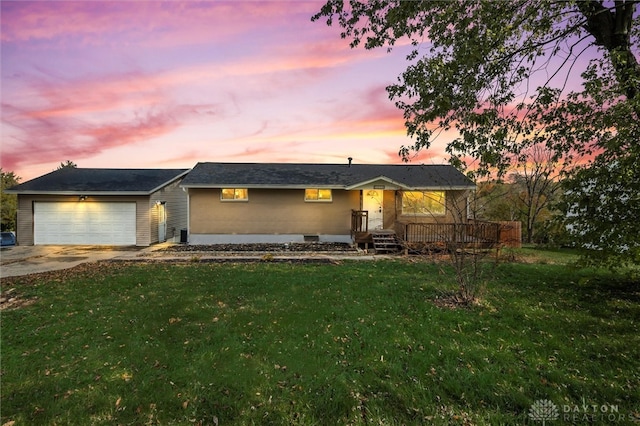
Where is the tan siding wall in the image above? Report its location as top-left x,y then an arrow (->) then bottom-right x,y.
16,194 -> 150,246
149,178 -> 188,242
190,188 -> 360,235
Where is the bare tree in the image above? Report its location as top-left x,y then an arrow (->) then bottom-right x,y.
402,184 -> 496,306
509,145 -> 563,243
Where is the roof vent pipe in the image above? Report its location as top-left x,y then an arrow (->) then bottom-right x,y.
348,157 -> 353,167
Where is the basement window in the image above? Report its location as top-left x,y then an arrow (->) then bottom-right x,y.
402,191 -> 446,216
221,188 -> 248,201
304,189 -> 332,202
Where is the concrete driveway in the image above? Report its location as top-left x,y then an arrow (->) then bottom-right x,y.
0,245 -> 146,278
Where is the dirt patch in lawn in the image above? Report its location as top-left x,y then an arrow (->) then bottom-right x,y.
0,261 -> 134,311
0,288 -> 37,310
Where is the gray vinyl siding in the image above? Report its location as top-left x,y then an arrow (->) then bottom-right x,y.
149,178 -> 188,242
15,196 -> 34,246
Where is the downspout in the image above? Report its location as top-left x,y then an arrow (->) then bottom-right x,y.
183,186 -> 189,244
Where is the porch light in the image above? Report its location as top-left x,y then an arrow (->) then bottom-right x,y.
79,195 -> 86,201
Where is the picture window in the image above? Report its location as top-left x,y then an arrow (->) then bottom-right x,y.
401,191 -> 445,215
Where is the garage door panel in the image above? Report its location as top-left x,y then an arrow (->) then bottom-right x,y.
34,202 -> 136,245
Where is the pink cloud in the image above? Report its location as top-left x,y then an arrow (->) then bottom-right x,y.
6,69 -> 170,122
1,1 -> 317,48
160,37 -> 377,93
1,50 -> 230,171
305,84 -> 407,138
386,147 -> 449,164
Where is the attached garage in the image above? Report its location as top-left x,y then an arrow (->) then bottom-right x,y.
34,202 -> 136,245
6,168 -> 189,246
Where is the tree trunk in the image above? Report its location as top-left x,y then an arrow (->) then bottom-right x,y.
579,1 -> 640,115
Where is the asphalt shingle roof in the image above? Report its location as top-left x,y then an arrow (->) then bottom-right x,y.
181,162 -> 475,189
7,168 -> 189,194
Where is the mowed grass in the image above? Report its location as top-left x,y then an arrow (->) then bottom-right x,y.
1,254 -> 639,425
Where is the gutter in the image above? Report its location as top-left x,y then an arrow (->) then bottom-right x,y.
3,190 -> 156,196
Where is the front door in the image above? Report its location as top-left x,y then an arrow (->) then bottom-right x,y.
157,203 -> 166,242
363,190 -> 383,230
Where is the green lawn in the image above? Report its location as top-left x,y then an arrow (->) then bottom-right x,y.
1,254 -> 639,425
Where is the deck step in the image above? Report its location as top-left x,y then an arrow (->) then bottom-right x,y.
371,231 -> 401,253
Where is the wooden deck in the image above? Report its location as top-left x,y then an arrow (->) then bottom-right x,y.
402,222 -> 499,245
401,222 -> 501,253
351,211 -> 512,253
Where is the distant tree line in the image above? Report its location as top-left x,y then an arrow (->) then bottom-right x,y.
1,161 -> 77,231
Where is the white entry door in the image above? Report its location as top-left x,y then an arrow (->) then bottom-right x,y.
157,203 -> 166,242
34,202 -> 136,245
363,190 -> 384,230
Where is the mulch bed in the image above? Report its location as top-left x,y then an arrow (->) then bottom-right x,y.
157,242 -> 357,253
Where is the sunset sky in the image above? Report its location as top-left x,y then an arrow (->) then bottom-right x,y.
1,0 -> 457,181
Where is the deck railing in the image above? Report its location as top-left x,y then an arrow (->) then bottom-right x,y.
351,210 -> 368,234
467,220 -> 502,244
402,221 -> 500,246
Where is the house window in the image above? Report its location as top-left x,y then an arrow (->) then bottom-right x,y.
402,191 -> 446,216
305,189 -> 332,202
221,188 -> 248,201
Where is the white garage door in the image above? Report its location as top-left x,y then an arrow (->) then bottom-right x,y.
34,202 -> 136,245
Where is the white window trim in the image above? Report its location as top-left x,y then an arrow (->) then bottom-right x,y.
304,188 -> 332,202
220,188 -> 249,202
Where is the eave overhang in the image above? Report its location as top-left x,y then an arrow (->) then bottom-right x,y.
4,190 -> 154,196
180,184 -> 346,190
345,176 -> 411,191
180,183 -> 476,191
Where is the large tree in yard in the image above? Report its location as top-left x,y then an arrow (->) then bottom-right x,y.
313,0 -> 639,267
